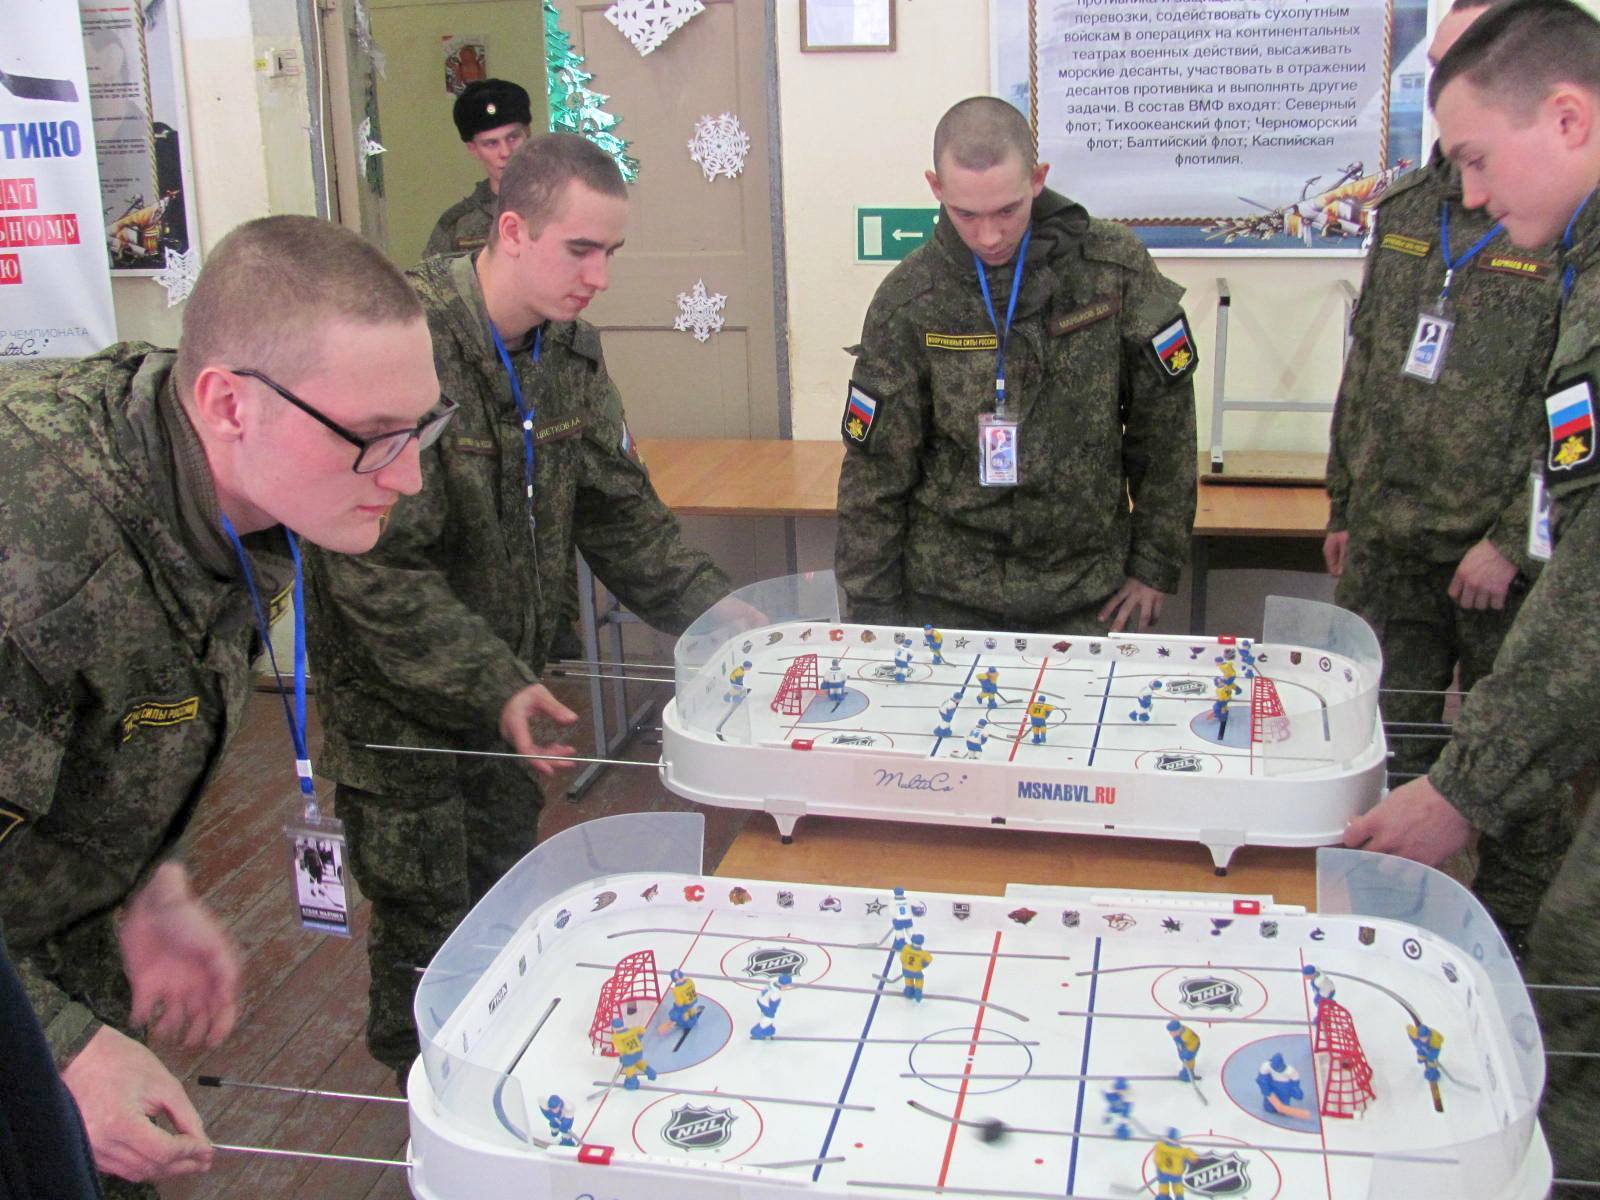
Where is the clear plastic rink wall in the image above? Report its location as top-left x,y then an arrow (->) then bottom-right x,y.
403,811 -> 1549,1200
659,572 -> 1388,866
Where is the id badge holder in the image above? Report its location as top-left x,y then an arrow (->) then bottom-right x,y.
285,815 -> 352,937
978,412 -> 1020,487
1402,301 -> 1456,384
1528,465 -> 1554,563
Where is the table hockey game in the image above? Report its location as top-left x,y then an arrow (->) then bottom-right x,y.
404,814 -> 1549,1200
661,575 -> 1386,870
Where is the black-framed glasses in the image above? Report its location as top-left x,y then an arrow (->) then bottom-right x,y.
231,368 -> 458,474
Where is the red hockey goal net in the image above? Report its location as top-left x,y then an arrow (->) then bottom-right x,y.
1313,998 -> 1376,1117
589,949 -> 660,1055
1250,676 -> 1292,744
772,652 -> 820,716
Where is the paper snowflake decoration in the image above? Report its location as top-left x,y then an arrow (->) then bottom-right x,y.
673,279 -> 726,342
351,0 -> 386,76
604,0 -> 705,56
688,112 -> 749,182
358,117 -> 387,172
153,246 -> 199,307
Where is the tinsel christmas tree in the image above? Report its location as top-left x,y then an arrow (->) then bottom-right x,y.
545,1 -> 640,182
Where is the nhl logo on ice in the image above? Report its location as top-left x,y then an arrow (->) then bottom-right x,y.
1179,976 -> 1240,1011
662,1104 -> 736,1150
1166,680 -> 1206,697
1184,1150 -> 1251,1196
1156,754 -> 1202,773
747,947 -> 806,978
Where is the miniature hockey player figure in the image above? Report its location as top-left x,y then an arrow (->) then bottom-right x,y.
978,666 -> 1001,708
923,623 -> 945,664
750,973 -> 793,1040
1152,1127 -> 1198,1198
658,968 -> 703,1035
964,718 -> 990,756
1028,694 -> 1054,744
823,658 -> 847,703
1167,1019 -> 1201,1081
894,645 -> 913,682
1255,1052 -> 1308,1118
724,659 -> 753,703
540,1094 -> 577,1146
1130,692 -> 1153,723
1302,964 -> 1336,1017
900,933 -> 932,1001
1212,680 -> 1240,739
889,886 -> 917,950
609,1016 -> 658,1089
934,692 -> 961,738
1407,1021 -> 1445,1109
1103,1078 -> 1134,1140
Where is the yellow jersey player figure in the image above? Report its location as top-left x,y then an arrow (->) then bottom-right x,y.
724,658 -> 753,703
659,968 -> 704,1035
609,1016 -> 657,1090
1166,1020 -> 1201,1081
900,933 -> 933,1001
1152,1128 -> 1198,1197
977,665 -> 1002,709
923,623 -> 945,665
1028,694 -> 1054,744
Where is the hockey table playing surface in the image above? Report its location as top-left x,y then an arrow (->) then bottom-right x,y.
406,866 -> 1546,1200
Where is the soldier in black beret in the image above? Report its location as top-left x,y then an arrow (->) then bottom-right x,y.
424,79 -> 534,258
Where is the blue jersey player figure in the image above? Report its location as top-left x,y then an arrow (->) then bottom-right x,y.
934,692 -> 961,738
1103,1078 -> 1134,1140
724,659 -> 753,703
963,718 -> 989,756
1302,964 -> 1335,1019
1407,1022 -> 1445,1111
1166,1019 -> 1201,1081
540,1094 -> 577,1146
822,658 -> 847,705
658,968 -> 704,1035
1129,691 -> 1153,723
977,666 -> 1001,708
750,973 -> 793,1040
1256,1053 -> 1309,1119
894,645 -> 912,682
899,933 -> 932,1001
923,623 -> 945,664
1027,694 -> 1054,743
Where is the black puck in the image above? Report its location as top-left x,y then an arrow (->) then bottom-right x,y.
976,1117 -> 1008,1143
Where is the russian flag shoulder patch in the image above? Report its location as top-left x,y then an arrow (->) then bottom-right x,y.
843,381 -> 881,447
1546,375 -> 1598,481
1150,315 -> 1198,381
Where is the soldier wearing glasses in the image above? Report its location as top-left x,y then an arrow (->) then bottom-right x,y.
302,133 -> 730,1089
0,216 -> 444,1197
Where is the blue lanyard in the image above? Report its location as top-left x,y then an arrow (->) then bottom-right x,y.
489,322 -> 543,532
974,226 -> 1032,415
221,515 -> 316,816
1438,202 -> 1502,304
1560,191 -> 1593,305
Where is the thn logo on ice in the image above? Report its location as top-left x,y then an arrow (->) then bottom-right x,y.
746,947 -> 806,979
1017,780 -> 1116,805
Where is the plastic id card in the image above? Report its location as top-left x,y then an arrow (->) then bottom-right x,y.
978,413 -> 1019,487
285,816 -> 352,937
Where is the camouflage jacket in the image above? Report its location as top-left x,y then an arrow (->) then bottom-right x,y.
0,346 -> 289,1064
423,179 -> 495,259
1326,148 -> 1562,574
834,188 -> 1198,626
1431,198 -> 1600,835
302,252 -> 728,795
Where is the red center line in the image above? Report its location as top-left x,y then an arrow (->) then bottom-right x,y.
579,908 -> 718,1142
935,929 -> 1004,1189
1008,656 -> 1052,762
1298,947 -> 1334,1200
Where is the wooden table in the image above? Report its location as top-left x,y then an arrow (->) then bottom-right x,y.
638,438 -> 1331,631
714,815 -> 1319,910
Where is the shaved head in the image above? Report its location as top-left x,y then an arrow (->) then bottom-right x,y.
932,96 -> 1036,175
1430,0 -> 1600,117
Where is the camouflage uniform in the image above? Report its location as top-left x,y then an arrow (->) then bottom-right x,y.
834,187 -> 1198,633
301,252 -> 728,1081
1326,149 -> 1569,944
0,346 -> 290,1199
423,180 -> 495,258
1423,199 -> 1600,1196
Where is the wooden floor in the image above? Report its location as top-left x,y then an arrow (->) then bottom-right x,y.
160,673 -> 746,1200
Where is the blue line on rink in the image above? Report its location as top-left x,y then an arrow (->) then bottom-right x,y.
927,653 -> 984,758
1087,661 -> 1116,766
813,946 -> 897,1181
1065,937 -> 1103,1196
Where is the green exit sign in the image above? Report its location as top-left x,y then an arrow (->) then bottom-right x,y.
856,207 -> 939,262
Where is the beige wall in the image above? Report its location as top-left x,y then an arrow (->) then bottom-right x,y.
370,0 -> 548,267
774,1 -> 1361,455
